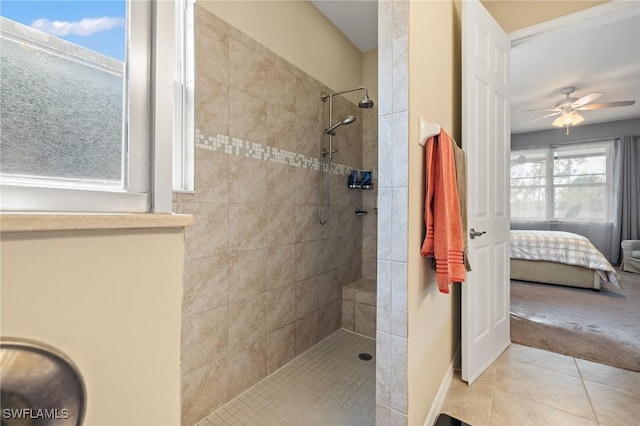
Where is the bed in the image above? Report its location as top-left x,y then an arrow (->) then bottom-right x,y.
510,230 -> 620,290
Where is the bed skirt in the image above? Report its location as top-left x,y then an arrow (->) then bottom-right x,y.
510,259 -> 600,290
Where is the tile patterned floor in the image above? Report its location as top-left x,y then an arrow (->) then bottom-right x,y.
441,343 -> 640,426
198,329 -> 376,426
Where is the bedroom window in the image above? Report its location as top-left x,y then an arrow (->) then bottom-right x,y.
510,149 -> 547,220
510,140 -> 614,223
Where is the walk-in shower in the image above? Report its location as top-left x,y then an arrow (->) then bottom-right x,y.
318,86 -> 374,224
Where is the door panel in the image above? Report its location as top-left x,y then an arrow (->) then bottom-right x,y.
462,0 -> 511,384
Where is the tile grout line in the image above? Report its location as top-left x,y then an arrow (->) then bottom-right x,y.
507,356 -> 603,424
574,357 -> 603,425
497,356 -> 600,424
486,360 -> 498,425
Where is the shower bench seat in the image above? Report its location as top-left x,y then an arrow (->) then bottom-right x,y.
341,278 -> 376,339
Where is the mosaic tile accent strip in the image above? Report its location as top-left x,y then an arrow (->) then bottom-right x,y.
198,329 -> 376,426
196,128 -> 378,179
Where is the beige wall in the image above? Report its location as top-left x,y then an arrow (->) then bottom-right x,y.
198,0 -> 364,103
1,228 -> 184,426
407,1 -> 462,424
481,0 -> 609,32
363,48 -> 379,106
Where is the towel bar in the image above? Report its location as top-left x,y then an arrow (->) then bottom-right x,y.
419,117 -> 441,146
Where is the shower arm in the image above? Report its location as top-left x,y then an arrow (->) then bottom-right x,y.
321,86 -> 368,103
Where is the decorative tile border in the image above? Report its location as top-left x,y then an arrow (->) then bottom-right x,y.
195,128 -> 378,178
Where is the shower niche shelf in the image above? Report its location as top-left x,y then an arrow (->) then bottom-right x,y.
348,170 -> 373,190
348,184 -> 374,190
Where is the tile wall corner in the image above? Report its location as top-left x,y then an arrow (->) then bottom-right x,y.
377,0 -> 409,423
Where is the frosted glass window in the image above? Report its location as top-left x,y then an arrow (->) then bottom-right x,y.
0,1 -> 126,189
0,1 -> 190,213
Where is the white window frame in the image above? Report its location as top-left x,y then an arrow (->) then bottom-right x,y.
550,141 -> 614,222
510,140 -> 614,223
0,0 -> 183,213
173,0 -> 195,193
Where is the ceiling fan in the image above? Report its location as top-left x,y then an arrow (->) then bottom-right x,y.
525,87 -> 636,134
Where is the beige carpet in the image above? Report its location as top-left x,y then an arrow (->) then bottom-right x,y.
510,270 -> 640,372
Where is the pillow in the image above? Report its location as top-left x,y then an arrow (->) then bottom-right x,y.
632,250 -> 640,259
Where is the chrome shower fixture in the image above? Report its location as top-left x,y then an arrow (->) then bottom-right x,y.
318,85 -> 374,225
324,115 -> 356,135
321,86 -> 375,109
358,92 -> 374,109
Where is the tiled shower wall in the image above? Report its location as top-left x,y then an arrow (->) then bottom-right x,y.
376,0 -> 410,425
362,107 -> 378,280
174,6 -> 372,425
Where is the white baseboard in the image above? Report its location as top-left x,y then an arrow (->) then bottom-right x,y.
423,343 -> 461,426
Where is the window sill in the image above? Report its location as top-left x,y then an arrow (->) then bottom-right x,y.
0,213 -> 193,233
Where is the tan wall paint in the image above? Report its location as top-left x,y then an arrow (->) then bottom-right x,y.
1,229 -> 184,426
407,1 -> 462,424
362,48 -> 379,105
198,0 -> 364,103
481,0 -> 609,32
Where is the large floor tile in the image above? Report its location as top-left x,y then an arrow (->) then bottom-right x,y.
497,343 -> 579,377
490,389 -> 598,426
494,361 -> 595,420
443,346 -> 638,426
440,366 -> 497,426
584,380 -> 640,426
576,358 -> 640,397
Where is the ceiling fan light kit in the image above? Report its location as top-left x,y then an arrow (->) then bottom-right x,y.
552,111 -> 585,134
524,87 -> 636,135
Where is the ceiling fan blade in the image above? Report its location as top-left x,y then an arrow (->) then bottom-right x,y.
521,112 -> 560,124
524,108 -> 560,112
576,101 -> 636,110
572,92 -> 603,107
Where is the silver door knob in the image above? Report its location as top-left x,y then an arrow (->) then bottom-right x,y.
469,228 -> 486,239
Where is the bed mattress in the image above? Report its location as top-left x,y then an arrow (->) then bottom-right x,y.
510,230 -> 619,288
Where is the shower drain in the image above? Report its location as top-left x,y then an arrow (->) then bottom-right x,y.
358,353 -> 372,361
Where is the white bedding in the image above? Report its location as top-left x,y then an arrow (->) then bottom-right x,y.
510,230 -> 620,288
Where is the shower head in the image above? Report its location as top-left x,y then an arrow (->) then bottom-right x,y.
358,88 -> 375,109
324,115 -> 356,135
341,115 -> 356,125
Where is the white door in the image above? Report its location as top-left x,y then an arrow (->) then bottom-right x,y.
461,0 -> 511,384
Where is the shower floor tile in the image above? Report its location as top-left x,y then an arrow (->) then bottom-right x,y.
200,329 -> 376,426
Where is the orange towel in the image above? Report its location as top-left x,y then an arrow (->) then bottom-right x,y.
421,130 -> 466,293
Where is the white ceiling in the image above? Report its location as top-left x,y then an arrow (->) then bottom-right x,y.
311,0 -> 378,52
511,6 -> 640,134
311,1 -> 640,135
